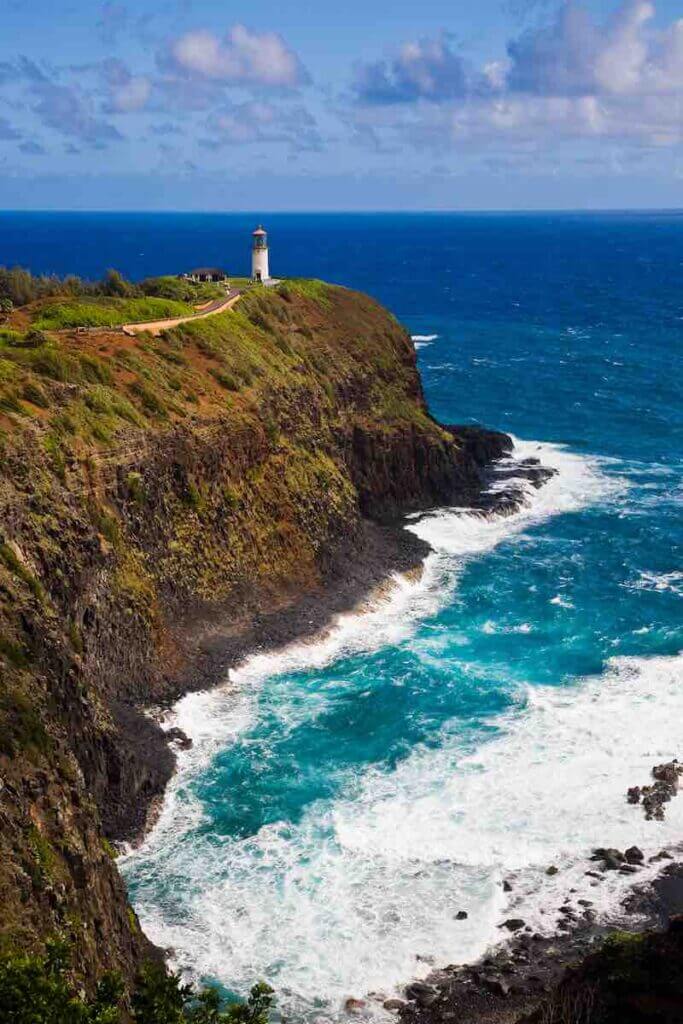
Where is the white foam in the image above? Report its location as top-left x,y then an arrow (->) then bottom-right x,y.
625,571 -> 683,597
128,651 -> 683,1020
411,334 -> 439,342
122,438 -> 629,1017
407,437 -> 624,560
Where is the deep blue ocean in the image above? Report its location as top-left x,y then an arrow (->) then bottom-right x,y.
3,211 -> 682,1016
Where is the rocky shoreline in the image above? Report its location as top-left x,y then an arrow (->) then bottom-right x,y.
122,431 -> 556,846
390,762 -> 683,1024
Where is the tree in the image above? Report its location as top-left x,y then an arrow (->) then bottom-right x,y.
0,939 -> 123,1024
132,964 -> 275,1024
101,269 -> 137,298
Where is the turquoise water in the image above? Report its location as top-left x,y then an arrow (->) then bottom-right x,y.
12,212 -> 678,1016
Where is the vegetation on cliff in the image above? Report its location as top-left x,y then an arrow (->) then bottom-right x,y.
0,939 -> 275,1024
0,266 -> 224,310
0,274 -> 506,1002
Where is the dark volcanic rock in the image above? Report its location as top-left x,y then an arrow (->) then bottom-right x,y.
405,982 -> 439,1007
627,759 -> 683,821
501,918 -> 526,932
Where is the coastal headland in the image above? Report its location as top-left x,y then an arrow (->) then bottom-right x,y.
1,270 -> 679,1023
0,276 -> 524,992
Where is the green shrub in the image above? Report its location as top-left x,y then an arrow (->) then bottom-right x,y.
44,434 -> 67,480
0,636 -> 30,670
33,298 -> 192,331
0,688 -> 49,761
79,354 -> 112,385
0,687 -> 50,757
0,542 -> 44,601
101,838 -> 118,861
129,380 -> 167,417
210,369 -> 239,391
22,381 -> 49,408
126,472 -> 146,505
0,390 -> 24,416
133,962 -> 275,1024
0,939 -> 122,1023
184,482 -> 204,511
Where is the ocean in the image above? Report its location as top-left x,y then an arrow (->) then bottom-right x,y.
3,210 -> 682,1016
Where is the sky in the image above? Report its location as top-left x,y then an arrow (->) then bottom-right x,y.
0,0 -> 681,210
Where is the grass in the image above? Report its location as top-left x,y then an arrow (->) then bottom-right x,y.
33,296 -> 194,330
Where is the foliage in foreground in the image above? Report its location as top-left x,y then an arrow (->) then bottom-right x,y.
0,942 -> 275,1024
0,266 -> 224,310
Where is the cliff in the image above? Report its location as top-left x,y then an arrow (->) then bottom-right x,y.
0,280 -> 511,994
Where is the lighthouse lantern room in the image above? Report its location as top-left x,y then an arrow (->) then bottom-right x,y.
251,226 -> 270,283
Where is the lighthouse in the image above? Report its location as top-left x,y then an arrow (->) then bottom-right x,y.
251,225 -> 270,283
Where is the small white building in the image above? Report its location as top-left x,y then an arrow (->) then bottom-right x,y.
251,225 -> 270,283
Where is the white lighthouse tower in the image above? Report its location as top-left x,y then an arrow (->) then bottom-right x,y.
251,225 -> 270,283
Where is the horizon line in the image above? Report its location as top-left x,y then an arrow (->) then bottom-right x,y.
1,207 -> 683,217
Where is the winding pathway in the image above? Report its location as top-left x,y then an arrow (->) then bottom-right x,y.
121,290 -> 243,337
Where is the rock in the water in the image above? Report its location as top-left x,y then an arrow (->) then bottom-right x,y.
344,998 -> 366,1014
628,760 -> 683,821
649,850 -> 673,863
500,918 -> 526,932
546,865 -> 559,876
166,727 -> 193,750
625,845 -> 644,864
455,910 -> 468,920
383,999 -> 406,1012
502,879 -> 513,892
405,982 -> 439,1007
592,848 -> 624,870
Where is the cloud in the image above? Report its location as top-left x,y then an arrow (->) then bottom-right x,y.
0,117 -> 21,140
164,24 -> 309,89
350,2 -> 683,153
19,140 -> 46,155
100,59 -> 151,112
0,55 -> 50,87
32,80 -> 123,143
202,100 -> 322,150
354,34 -> 472,104
150,121 -> 184,136
97,2 -> 130,45
506,0 -> 658,96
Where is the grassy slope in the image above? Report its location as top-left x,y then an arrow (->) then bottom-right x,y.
31,296 -> 195,330
0,280 -> 457,988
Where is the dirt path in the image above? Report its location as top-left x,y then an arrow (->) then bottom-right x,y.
121,290 -> 243,337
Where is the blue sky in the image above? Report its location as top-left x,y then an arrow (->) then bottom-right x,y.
0,0 -> 681,209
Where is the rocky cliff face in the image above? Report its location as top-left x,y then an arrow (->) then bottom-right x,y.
0,280 -> 510,991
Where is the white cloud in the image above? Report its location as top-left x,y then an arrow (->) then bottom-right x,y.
167,24 -> 308,89
351,1 -> 683,152
354,33 -> 470,104
203,100 -> 321,149
109,75 -> 151,112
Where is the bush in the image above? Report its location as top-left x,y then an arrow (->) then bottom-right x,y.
0,266 -> 137,307
0,944 -> 275,1024
32,298 -> 192,331
133,963 -> 275,1024
0,939 -> 122,1023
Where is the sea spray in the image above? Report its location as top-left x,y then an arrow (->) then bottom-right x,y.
122,439 -> 633,1017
